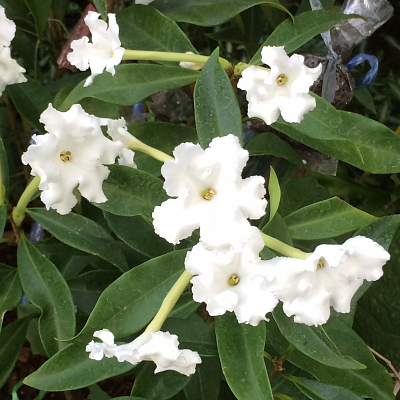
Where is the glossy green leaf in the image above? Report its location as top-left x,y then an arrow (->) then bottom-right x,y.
90,383 -> 111,400
245,132 -> 302,165
18,236 -> 76,356
104,213 -> 173,258
168,292 -> 199,319
24,342 -> 134,391
75,250 -> 186,342
7,76 -> 53,133
131,362 -> 191,400
250,10 -> 359,65
93,0 -> 107,20
0,316 -> 31,389
353,87 -> 377,114
0,206 -> 6,239
127,122 -> 197,176
284,197 -> 377,240
268,167 -> 281,221
59,64 -> 199,110
273,305 -> 365,370
265,317 -> 394,400
0,0 -> 31,21
0,265 -> 22,332
183,357 -> 221,400
215,312 -> 273,400
286,376 -> 363,400
91,165 -> 167,219
152,0 -> 287,27
0,137 -> 8,199
118,5 -> 196,64
24,0 -> 51,36
272,94 -> 400,174
26,208 -> 129,272
194,48 -> 242,148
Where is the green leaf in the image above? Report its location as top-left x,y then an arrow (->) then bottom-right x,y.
268,166 -> 281,221
0,206 -> 6,239
24,0 -> 51,36
26,208 -> 129,272
168,292 -> 199,319
0,137 -> 8,199
118,5 -> 196,65
183,357 -> 221,400
104,213 -> 174,258
74,250 -> 187,342
245,132 -> 302,165
18,236 -> 76,357
90,383 -> 111,400
284,197 -> 377,240
215,313 -> 273,400
287,376 -> 364,400
59,64 -> 199,111
152,0 -> 288,27
272,94 -> 400,174
250,10 -> 358,65
0,0 -> 31,21
353,87 -> 377,114
91,165 -> 167,219
262,212 -> 293,248
0,265 -> 22,332
131,363 -> 191,400
93,0 -> 107,20
0,316 -> 31,389
24,342 -> 134,391
265,317 -> 394,400
194,48 -> 242,149
273,304 -> 365,370
79,97 -> 121,119
127,122 -> 197,176
7,76 -> 53,133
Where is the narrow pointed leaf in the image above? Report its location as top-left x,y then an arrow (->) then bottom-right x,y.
24,0 -> 51,36
268,167 -> 281,221
0,265 -> 22,332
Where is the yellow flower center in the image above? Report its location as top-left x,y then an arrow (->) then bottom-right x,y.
202,188 -> 216,200
317,258 -> 325,269
60,151 -> 72,162
228,273 -> 240,286
276,74 -> 287,86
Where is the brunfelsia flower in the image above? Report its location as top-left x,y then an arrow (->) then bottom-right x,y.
152,134 -> 267,254
179,52 -> 204,71
67,11 -> 125,87
21,104 -> 122,215
266,236 -> 390,326
86,329 -> 201,376
185,227 -> 278,325
237,46 -> 322,125
0,6 -> 16,47
106,118 -> 136,167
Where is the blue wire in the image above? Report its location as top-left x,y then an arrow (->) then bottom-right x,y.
346,54 -> 379,89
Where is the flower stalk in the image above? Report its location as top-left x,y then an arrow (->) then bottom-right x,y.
260,231 -> 310,260
145,270 -> 193,334
128,137 -> 174,163
122,49 -> 232,70
12,175 -> 40,227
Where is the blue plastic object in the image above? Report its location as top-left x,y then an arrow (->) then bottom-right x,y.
346,54 -> 379,89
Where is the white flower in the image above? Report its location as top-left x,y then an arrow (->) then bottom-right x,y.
106,118 -> 136,167
0,46 -> 26,95
179,52 -> 204,71
86,329 -> 201,376
0,6 -> 16,47
135,0 -> 154,4
185,227 -> 278,325
21,104 -> 122,215
67,12 -> 125,87
152,134 -> 267,254
266,236 -> 390,326
237,46 -> 322,125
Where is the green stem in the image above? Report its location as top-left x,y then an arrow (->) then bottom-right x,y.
260,231 -> 310,260
284,343 -> 296,359
128,137 -> 174,163
234,62 -> 270,76
122,49 -> 232,70
145,270 -> 193,333
272,393 -> 295,400
12,175 -> 40,227
263,351 -> 273,361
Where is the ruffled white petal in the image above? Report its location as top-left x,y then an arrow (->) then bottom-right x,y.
0,6 -> 16,47
22,104 -> 122,214
0,46 -> 26,95
238,46 -> 322,125
67,12 -> 125,86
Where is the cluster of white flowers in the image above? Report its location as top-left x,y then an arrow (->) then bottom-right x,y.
0,6 -> 26,96
22,104 -> 135,214
86,329 -> 201,376
153,135 -> 390,327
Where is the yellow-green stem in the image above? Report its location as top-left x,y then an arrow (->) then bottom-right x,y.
12,175 -> 40,227
263,351 -> 273,361
128,137 -> 174,163
145,270 -> 193,333
260,231 -> 310,260
234,62 -> 271,76
122,49 -> 232,70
